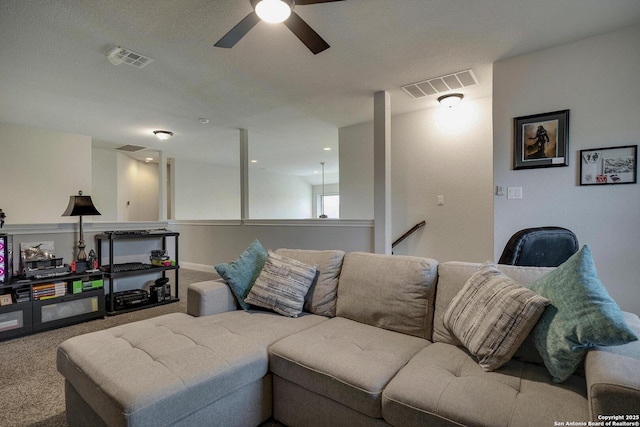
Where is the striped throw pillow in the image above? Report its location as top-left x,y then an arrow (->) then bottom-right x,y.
444,262 -> 550,371
245,251 -> 317,317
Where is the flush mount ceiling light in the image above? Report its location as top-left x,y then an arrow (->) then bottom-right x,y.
255,0 -> 293,23
437,93 -> 464,108
153,130 -> 174,140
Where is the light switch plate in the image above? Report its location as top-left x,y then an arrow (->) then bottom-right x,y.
507,187 -> 523,199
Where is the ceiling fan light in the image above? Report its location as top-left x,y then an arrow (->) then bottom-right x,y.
255,0 -> 292,24
437,93 -> 464,108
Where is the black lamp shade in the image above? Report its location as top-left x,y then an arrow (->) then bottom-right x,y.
62,193 -> 101,217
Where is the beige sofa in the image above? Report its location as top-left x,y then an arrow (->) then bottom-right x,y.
57,250 -> 640,427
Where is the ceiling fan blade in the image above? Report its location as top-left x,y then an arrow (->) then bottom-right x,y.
295,0 -> 346,5
283,11 -> 330,55
214,12 -> 260,48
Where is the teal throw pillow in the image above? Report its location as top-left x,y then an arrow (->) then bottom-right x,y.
214,239 -> 268,310
529,245 -> 637,383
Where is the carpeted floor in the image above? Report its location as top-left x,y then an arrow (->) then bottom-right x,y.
0,269 -> 221,427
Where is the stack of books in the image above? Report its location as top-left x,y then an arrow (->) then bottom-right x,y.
32,281 -> 67,300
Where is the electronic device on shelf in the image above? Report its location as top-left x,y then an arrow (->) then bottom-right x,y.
108,289 -> 149,310
14,287 -> 30,303
150,277 -> 171,303
100,262 -> 154,274
28,268 -> 71,279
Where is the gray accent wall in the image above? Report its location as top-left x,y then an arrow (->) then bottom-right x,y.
493,24 -> 640,313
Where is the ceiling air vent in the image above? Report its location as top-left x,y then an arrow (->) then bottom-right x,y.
402,69 -> 478,99
106,46 -> 154,68
115,144 -> 147,153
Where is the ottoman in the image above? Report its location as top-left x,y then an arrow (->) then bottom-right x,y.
57,311 -> 327,427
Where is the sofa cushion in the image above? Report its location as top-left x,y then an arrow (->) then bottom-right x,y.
584,311 -> 640,420
382,342 -> 588,427
214,239 -> 267,310
336,252 -> 438,339
57,311 -> 327,426
245,250 -> 317,317
275,248 -> 345,317
529,245 -> 638,383
444,262 -> 549,371
269,317 -> 429,419
433,261 -> 553,347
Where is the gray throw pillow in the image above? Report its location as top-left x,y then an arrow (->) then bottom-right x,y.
444,262 -> 550,371
274,248 -> 345,317
244,251 -> 317,317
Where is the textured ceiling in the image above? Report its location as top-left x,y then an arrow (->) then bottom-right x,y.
1,0 -> 640,184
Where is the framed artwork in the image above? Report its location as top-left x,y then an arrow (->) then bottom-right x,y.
580,145 -> 637,185
0,294 -> 12,306
514,110 -> 569,170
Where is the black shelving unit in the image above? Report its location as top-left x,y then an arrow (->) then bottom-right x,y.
96,231 -> 179,315
0,271 -> 105,341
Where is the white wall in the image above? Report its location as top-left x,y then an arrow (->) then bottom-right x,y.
92,148 -> 158,221
338,98 -> 494,262
173,158 -> 241,220
493,24 -> 640,314
134,161 -> 159,221
91,147 -> 118,221
172,159 -> 314,220
116,154 -> 159,221
391,98 -> 494,262
249,169 -> 312,219
339,122 -> 374,219
0,122 -> 92,224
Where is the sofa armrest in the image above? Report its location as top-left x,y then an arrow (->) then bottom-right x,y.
585,311 -> 640,419
187,279 -> 239,317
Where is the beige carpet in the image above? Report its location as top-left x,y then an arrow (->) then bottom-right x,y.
0,269 -> 219,427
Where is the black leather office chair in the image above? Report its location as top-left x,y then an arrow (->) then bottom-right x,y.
498,226 -> 579,267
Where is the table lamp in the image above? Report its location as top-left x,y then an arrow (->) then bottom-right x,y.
62,191 -> 101,266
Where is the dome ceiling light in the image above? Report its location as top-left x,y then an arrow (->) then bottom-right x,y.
437,93 -> 464,108
153,130 -> 174,140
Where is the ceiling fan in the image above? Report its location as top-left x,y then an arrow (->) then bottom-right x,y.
215,0 -> 345,55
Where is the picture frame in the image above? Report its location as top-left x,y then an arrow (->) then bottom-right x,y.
580,145 -> 637,185
514,110 -> 569,170
0,294 -> 12,306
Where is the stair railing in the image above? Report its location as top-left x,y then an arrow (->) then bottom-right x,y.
392,220 -> 426,253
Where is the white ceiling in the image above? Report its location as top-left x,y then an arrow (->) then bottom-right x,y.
2,0 -> 640,185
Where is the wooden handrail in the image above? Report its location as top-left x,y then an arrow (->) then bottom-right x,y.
392,220 -> 426,249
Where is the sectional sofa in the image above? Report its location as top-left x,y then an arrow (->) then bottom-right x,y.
57,246 -> 640,427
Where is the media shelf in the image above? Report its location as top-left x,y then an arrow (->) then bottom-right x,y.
0,271 -> 105,341
96,231 -> 179,315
